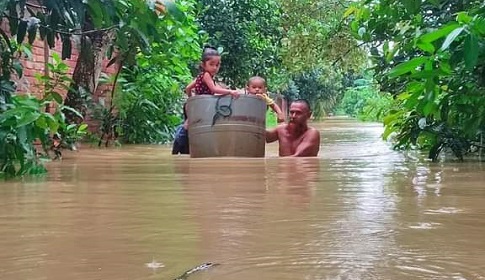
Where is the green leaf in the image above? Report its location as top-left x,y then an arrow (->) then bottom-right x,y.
441,27 -> 464,51
46,31 -> 55,48
44,113 -> 59,132
343,6 -> 356,18
87,0 -> 104,27
420,23 -> 460,43
51,92 -> 64,104
8,2 -> 18,35
131,27 -> 151,53
78,123 -> 88,131
416,40 -> 435,53
423,101 -> 438,116
160,0 -> 186,21
16,20 -> 28,44
35,116 -> 48,129
21,44 -> 33,59
27,23 -> 37,45
473,18 -> 485,35
12,60 -> 23,77
464,34 -> 478,70
61,36 -> 72,59
389,57 -> 429,78
439,61 -> 452,74
456,12 -> 472,24
386,42 -> 400,62
39,26 -> 47,40
61,106 -> 83,119
351,21 -> 359,33
17,112 -> 41,127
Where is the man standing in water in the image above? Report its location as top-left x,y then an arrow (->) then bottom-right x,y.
265,99 -> 320,157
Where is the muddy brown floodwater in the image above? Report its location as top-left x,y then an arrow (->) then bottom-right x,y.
1,118 -> 485,280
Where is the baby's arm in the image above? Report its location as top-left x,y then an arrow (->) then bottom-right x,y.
269,103 -> 285,123
257,93 -> 285,123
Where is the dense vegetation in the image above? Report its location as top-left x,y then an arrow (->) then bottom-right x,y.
2,0 -> 483,178
346,0 -> 485,160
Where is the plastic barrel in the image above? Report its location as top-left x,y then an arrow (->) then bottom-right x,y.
186,94 -> 266,158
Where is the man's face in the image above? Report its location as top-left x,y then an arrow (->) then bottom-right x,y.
288,102 -> 311,126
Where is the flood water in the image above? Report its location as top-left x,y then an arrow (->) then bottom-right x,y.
1,118 -> 485,280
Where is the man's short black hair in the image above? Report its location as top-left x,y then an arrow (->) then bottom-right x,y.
291,99 -> 311,111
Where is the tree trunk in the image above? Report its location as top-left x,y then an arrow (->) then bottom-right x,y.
63,28 -> 113,124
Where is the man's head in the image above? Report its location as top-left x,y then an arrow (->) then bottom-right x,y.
246,76 -> 267,95
288,99 -> 312,126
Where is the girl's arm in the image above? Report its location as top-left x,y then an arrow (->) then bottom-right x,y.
202,72 -> 239,98
185,79 -> 196,97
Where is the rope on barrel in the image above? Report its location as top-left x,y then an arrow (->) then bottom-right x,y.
211,95 -> 233,126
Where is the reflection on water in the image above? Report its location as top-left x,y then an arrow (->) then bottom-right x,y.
1,117 -> 485,280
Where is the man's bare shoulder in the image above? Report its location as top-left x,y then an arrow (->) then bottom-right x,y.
305,126 -> 320,140
307,126 -> 319,133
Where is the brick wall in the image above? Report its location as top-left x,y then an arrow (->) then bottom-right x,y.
17,36 -> 118,99
2,19 -> 118,96
2,20 -> 118,128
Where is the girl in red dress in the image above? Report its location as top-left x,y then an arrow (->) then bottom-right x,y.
185,46 -> 239,98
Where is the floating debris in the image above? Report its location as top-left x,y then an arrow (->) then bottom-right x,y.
145,258 -> 165,270
173,262 -> 220,280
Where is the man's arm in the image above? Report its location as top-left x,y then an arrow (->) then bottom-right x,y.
266,127 -> 279,143
292,128 -> 320,157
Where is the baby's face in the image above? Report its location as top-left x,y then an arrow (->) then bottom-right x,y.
247,80 -> 266,95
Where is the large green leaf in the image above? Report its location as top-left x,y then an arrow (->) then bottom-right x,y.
416,40 -> 435,54
16,20 -> 28,44
17,112 -> 41,127
420,23 -> 460,43
87,0 -> 104,27
473,17 -> 485,35
8,1 -> 18,35
440,27 -> 464,51
388,57 -> 429,78
61,35 -> 72,60
61,106 -> 83,119
464,33 -> 478,70
43,113 -> 59,132
27,23 -> 38,45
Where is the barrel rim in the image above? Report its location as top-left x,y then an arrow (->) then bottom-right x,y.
187,94 -> 263,102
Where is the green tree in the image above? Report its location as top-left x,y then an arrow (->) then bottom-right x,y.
197,0 -> 282,87
336,75 -> 393,121
348,0 -> 485,160
4,0 -> 186,123
287,67 -> 345,118
113,0 -> 201,144
280,0 -> 366,71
